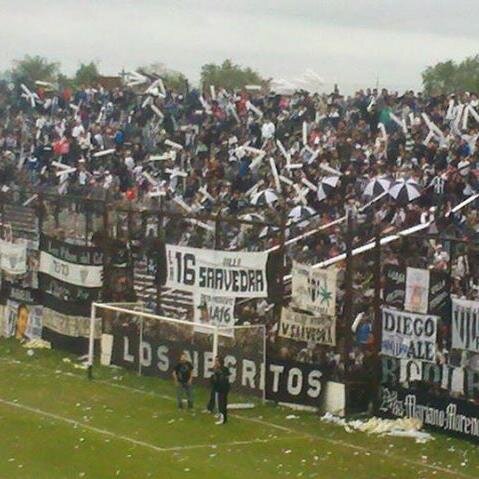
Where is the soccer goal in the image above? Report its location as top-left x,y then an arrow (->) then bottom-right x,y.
88,302 -> 266,400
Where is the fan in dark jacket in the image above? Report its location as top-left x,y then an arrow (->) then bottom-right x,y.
207,356 -> 231,425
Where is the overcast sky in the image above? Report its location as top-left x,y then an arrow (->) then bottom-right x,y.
1,0 -> 478,92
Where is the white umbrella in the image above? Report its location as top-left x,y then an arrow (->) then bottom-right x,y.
288,206 -> 316,226
259,225 -> 279,239
317,176 -> 340,201
363,175 -> 393,197
388,178 -> 422,203
251,189 -> 279,207
239,213 -> 265,222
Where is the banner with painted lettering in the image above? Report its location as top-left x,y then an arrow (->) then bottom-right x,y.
165,244 -> 268,298
452,298 -> 479,353
38,274 -> 100,317
279,307 -> 335,346
106,324 -> 325,406
383,265 -> 406,308
194,292 -> 236,331
381,307 -> 438,362
381,356 -> 479,400
428,271 -> 450,318
39,235 -> 103,288
384,267 -> 449,318
107,324 -> 264,397
404,267 -> 430,314
379,386 -> 479,441
291,262 -> 336,316
265,358 -> 325,407
41,307 -> 101,355
0,239 -> 27,275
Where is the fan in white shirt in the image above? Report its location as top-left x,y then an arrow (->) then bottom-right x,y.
261,121 -> 275,140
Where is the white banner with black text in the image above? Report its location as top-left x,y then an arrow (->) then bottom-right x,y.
381,307 -> 438,362
165,244 -> 268,298
291,262 -> 336,316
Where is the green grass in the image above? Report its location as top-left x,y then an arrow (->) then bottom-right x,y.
0,339 -> 477,479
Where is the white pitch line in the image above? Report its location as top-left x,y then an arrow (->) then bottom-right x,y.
0,396 -> 303,453
0,357 -> 476,478
0,397 -> 166,452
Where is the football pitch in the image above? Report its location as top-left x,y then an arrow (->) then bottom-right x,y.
0,340 -> 477,479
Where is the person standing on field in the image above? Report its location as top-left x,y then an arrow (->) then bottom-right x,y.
210,356 -> 231,425
173,353 -> 194,409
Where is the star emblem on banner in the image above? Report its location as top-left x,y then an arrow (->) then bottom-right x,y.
319,285 -> 332,305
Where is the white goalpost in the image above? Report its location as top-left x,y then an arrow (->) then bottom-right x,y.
88,302 -> 267,401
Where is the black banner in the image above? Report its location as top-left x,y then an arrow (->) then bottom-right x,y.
38,273 -> 100,317
0,281 -> 39,305
381,356 -> 479,400
108,326 -> 325,405
265,358 -> 325,407
40,234 -> 103,265
428,270 -> 450,318
109,326 -> 263,397
383,265 -> 406,308
379,386 -> 479,441
41,307 -> 99,355
384,266 -> 450,319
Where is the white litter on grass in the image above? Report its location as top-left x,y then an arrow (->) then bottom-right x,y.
26,349 -> 34,357
321,414 -> 434,443
286,415 -> 299,420
73,363 -> 88,370
23,339 -> 51,349
227,403 -> 255,410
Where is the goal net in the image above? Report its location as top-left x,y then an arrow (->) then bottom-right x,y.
88,302 -> 266,400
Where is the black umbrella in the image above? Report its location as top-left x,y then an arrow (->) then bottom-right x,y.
317,176 -> 340,202
363,175 -> 393,197
388,178 -> 422,203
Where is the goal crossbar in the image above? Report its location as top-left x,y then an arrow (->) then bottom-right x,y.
88,302 -> 267,401
88,302 -> 265,366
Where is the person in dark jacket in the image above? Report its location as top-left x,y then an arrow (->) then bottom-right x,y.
207,356 -> 230,424
173,353 -> 194,409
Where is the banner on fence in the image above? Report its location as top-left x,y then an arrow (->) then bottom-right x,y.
41,307 -> 101,355
193,292 -> 236,331
265,358 -> 325,407
379,386 -> 479,440
165,244 -> 268,298
279,307 -> 335,346
381,356 -> 479,399
106,325 -> 325,406
39,235 -> 103,288
108,326 -> 263,397
3,299 -> 42,340
39,274 -> 101,317
452,298 -> 479,353
381,307 -> 438,362
404,267 -> 430,314
0,239 -> 27,275
428,271 -> 450,317
384,267 -> 449,318
383,265 -> 406,308
291,262 -> 336,316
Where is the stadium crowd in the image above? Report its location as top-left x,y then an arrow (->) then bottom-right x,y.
0,77 -> 478,391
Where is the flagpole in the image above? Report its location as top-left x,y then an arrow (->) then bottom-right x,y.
372,224 -> 382,413
344,212 -> 354,352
